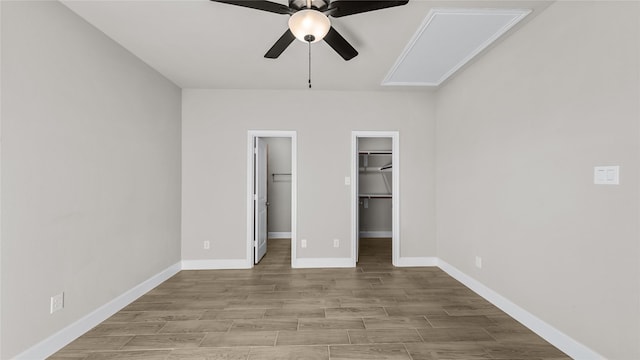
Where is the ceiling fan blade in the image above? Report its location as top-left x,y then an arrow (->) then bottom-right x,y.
323,26 -> 358,61
327,0 -> 408,18
210,0 -> 293,15
264,29 -> 296,58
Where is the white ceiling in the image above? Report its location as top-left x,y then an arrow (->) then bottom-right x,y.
61,0 -> 552,91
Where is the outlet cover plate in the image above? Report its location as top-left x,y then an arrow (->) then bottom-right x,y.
50,292 -> 64,314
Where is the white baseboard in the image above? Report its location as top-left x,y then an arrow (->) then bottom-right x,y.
182,259 -> 251,270
293,257 -> 354,268
437,260 -> 603,360
395,257 -> 438,267
268,232 -> 291,239
15,262 -> 181,360
359,231 -> 392,238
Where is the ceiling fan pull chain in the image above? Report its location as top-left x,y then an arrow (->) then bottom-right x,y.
308,40 -> 312,89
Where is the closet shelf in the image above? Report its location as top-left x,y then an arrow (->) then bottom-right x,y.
359,167 -> 392,173
359,150 -> 392,155
271,173 -> 292,182
360,150 -> 392,170
359,194 -> 392,199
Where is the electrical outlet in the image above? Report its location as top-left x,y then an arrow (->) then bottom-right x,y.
333,239 -> 340,248
203,241 -> 210,250
301,239 -> 307,248
475,256 -> 482,269
50,292 -> 64,314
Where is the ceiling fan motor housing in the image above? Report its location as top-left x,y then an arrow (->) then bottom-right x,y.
289,0 -> 330,11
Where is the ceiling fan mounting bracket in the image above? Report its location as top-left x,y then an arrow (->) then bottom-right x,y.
289,0 -> 329,11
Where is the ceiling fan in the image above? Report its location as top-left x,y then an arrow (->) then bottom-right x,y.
210,0 -> 409,61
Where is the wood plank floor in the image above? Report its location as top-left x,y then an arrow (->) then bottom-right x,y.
50,239 -> 570,360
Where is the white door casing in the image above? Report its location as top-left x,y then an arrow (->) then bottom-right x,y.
355,139 -> 360,263
247,131 -> 297,268
351,131 -> 400,266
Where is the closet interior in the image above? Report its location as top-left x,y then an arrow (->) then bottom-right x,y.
264,137 -> 292,241
358,137 -> 392,261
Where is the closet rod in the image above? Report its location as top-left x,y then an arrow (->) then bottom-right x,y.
358,150 -> 392,155
359,194 -> 392,199
272,173 -> 292,180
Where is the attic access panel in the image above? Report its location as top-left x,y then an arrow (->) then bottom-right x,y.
382,8 -> 531,87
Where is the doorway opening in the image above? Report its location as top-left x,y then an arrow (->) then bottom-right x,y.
351,131 -> 399,266
247,131 -> 297,268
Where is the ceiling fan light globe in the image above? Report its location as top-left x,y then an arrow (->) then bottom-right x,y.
288,9 -> 330,43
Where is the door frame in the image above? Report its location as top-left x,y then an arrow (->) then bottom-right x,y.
351,131 -> 400,266
246,130 -> 297,268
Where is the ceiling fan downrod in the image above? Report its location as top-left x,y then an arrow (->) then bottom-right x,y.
305,1 -> 312,89
308,40 -> 312,89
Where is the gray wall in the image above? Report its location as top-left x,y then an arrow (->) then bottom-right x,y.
435,1 -> 639,359
1,2 -> 182,358
182,89 -> 436,260
264,137 -> 292,234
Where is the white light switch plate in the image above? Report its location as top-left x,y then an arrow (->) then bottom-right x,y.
344,177 -> 351,186
594,166 -> 619,185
